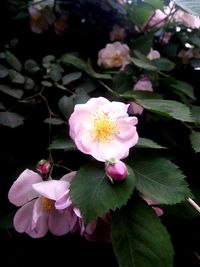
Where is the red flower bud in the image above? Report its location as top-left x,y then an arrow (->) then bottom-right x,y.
36,159 -> 51,175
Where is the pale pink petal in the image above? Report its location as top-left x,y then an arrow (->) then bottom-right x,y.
8,169 -> 42,206
31,198 -> 49,237
153,207 -> 164,216
61,171 -> 76,183
55,190 -> 71,210
49,209 -> 73,235
32,180 -> 68,201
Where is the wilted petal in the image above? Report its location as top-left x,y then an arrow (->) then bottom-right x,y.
8,169 -> 42,206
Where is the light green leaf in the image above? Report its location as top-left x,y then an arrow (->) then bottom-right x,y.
138,99 -> 192,122
62,71 -> 82,85
175,0 -> 200,16
0,111 -> 25,128
0,84 -> 23,99
70,163 -> 136,225
190,130 -> 200,153
5,50 -> 22,72
131,57 -> 157,71
24,59 -> 40,73
111,198 -> 174,267
137,137 -> 167,149
191,105 -> 200,123
0,64 -> 8,78
132,156 -> 191,204
49,64 -> 63,82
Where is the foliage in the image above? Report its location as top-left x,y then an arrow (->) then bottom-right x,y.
1,0 -> 200,267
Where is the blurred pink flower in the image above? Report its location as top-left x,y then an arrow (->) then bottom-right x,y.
146,9 -> 167,29
69,97 -> 138,162
147,48 -> 160,60
140,193 -> 164,216
174,10 -> 200,29
97,42 -> 131,69
8,169 -> 78,238
109,25 -> 126,42
129,76 -> 153,115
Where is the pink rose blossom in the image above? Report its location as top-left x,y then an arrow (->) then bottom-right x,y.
106,160 -> 127,181
97,42 -> 131,69
129,76 -> 153,115
147,48 -> 160,60
69,97 -> 138,162
145,9 -> 168,29
109,25 -> 126,42
8,169 -> 79,238
174,10 -> 200,29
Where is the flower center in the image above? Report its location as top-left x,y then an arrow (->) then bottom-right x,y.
111,51 -> 124,66
40,196 -> 55,212
93,111 -> 117,142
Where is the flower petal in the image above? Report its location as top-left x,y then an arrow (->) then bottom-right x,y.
32,180 -> 68,201
61,171 -> 76,183
8,169 -> 42,207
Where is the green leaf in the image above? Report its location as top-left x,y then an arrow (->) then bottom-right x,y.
128,3 -> 155,27
9,69 -> 25,84
138,99 -> 192,122
86,59 -> 112,79
62,71 -> 82,85
0,84 -> 23,99
70,163 -> 136,225
153,58 -> 175,72
137,137 -> 167,149
190,130 -> 200,152
49,135 -> 76,150
191,105 -> 200,123
58,95 -> 74,118
111,198 -> 174,267
49,64 -> 63,82
132,156 -> 191,204
44,118 -> 64,125
61,53 -> 87,71
24,59 -> 40,73
0,111 -> 25,127
163,79 -> 196,100
131,57 -> 157,71
42,55 -> 56,64
143,0 -> 163,9
24,77 -> 35,90
0,64 -> 8,78
131,33 -> 153,55
175,0 -> 200,16
5,50 -> 22,72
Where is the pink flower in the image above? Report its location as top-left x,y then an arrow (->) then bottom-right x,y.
105,160 -> 127,181
69,97 -> 138,162
140,193 -> 164,216
8,169 -> 79,238
147,48 -> 160,60
174,10 -> 200,29
129,76 -> 153,115
109,25 -> 126,42
146,9 -> 168,29
97,42 -> 131,69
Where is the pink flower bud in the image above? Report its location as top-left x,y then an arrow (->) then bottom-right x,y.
36,159 -> 51,175
106,160 -> 127,181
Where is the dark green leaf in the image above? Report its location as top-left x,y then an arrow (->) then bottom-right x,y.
61,53 -> 87,71
58,95 -> 74,118
0,111 -> 25,127
138,99 -> 192,122
62,71 -> 82,85
191,105 -> 200,123
86,59 -> 112,79
9,69 -> 25,84
49,136 -> 76,150
24,77 -> 35,90
111,198 -> 174,267
0,84 -> 23,99
70,163 -> 136,224
153,58 -> 175,71
24,59 -> 40,73
50,64 -> 63,82
137,137 -> 167,149
42,55 -> 56,64
41,81 -> 53,87
0,64 -> 8,78
44,118 -> 64,125
0,213 -> 14,229
0,102 -> 5,110
132,156 -> 191,204
190,130 -> 200,153
5,50 -> 22,71
131,33 -> 153,55
131,57 -> 157,71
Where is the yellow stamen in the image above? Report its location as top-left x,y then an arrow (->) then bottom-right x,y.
40,197 -> 55,212
111,52 -> 124,65
92,111 -> 118,142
